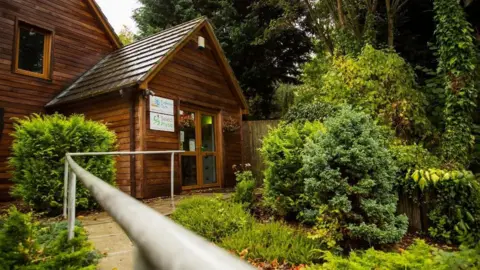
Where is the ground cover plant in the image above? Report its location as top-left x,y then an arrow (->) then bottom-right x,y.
9,114 -> 117,214
0,207 -> 100,269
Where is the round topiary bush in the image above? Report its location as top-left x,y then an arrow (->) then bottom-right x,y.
302,108 -> 408,246
9,114 -> 117,214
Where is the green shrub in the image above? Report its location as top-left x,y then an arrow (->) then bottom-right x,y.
302,108 -> 408,246
309,239 -> 480,270
310,239 -> 435,270
260,121 -> 325,218
233,170 -> 256,208
0,207 -> 100,269
283,102 -> 340,124
405,169 -> 480,245
171,196 -> 253,243
220,222 -> 320,265
309,45 -> 431,140
9,114 -> 117,214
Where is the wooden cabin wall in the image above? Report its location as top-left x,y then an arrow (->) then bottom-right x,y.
144,32 -> 243,198
0,0 -> 115,200
53,92 -> 145,197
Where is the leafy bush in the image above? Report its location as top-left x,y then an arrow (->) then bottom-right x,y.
233,168 -> 256,208
170,196 -> 253,243
220,222 -> 320,265
0,207 -> 100,269
283,102 -> 340,124
310,45 -> 431,140
9,114 -> 117,214
302,108 -> 408,246
309,239 -> 480,270
405,169 -> 480,245
260,121 -> 325,218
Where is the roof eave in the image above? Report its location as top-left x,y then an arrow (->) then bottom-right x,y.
86,0 -> 123,49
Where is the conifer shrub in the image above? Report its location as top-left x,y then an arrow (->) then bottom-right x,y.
9,114 -> 117,214
302,108 -> 408,246
0,207 -> 100,269
260,121 -> 325,218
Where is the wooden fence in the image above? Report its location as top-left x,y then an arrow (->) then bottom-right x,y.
242,120 -> 280,183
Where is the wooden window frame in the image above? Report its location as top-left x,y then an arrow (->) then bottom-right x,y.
179,106 -> 223,190
13,20 -> 53,80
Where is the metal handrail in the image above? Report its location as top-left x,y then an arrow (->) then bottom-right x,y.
63,150 -> 185,218
65,154 -> 253,270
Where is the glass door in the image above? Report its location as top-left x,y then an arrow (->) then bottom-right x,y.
180,108 -> 219,188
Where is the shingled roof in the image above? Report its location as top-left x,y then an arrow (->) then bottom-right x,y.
47,17 -> 205,107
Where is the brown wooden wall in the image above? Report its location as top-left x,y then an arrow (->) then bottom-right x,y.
0,0 -> 115,200
143,27 -> 244,198
52,91 -> 143,196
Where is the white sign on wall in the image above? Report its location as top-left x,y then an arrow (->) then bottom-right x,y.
150,112 -> 175,132
149,96 -> 174,115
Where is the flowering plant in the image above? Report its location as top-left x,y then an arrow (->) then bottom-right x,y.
223,116 -> 241,133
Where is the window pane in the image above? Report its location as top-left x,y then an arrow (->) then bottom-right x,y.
179,110 -> 196,152
181,156 -> 197,186
201,115 -> 215,152
203,156 -> 216,184
18,26 -> 45,74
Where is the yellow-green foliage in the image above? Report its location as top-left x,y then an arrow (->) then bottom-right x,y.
309,239 -> 480,270
9,114 -> 117,214
0,207 -> 100,269
305,45 -> 431,139
170,196 -> 253,243
405,168 -> 480,244
260,121 -> 325,217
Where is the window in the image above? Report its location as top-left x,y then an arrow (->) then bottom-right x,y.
14,21 -> 52,79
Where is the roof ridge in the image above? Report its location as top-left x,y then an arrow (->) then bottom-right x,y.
120,16 -> 206,51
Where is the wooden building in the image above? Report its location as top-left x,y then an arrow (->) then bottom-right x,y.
0,1 -> 247,200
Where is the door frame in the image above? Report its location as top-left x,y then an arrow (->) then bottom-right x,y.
179,105 -> 222,190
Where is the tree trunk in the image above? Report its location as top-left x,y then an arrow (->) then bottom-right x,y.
303,0 -> 335,55
337,0 -> 346,28
385,0 -> 394,48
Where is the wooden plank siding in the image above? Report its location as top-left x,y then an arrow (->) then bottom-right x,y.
0,0 -> 116,200
51,91 -> 144,197
143,30 -> 243,198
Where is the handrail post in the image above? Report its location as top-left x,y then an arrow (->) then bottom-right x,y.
171,152 -> 175,208
67,170 -> 77,240
63,159 -> 69,218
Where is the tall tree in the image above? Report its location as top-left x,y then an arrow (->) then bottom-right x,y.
133,0 -> 312,118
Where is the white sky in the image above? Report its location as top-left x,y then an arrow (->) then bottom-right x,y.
95,0 -> 141,33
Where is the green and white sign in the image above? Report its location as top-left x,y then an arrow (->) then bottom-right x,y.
150,112 -> 175,132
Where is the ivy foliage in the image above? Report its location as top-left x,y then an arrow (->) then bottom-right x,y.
404,169 -> 480,245
434,0 -> 478,167
9,114 -> 117,214
260,121 -> 325,218
304,45 -> 432,140
0,207 -> 100,269
302,108 -> 408,246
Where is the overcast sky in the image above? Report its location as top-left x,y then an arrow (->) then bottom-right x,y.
96,0 -> 141,33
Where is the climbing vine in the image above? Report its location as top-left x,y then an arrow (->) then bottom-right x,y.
434,0 -> 477,167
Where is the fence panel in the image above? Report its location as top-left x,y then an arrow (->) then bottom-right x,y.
242,120 -> 280,183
